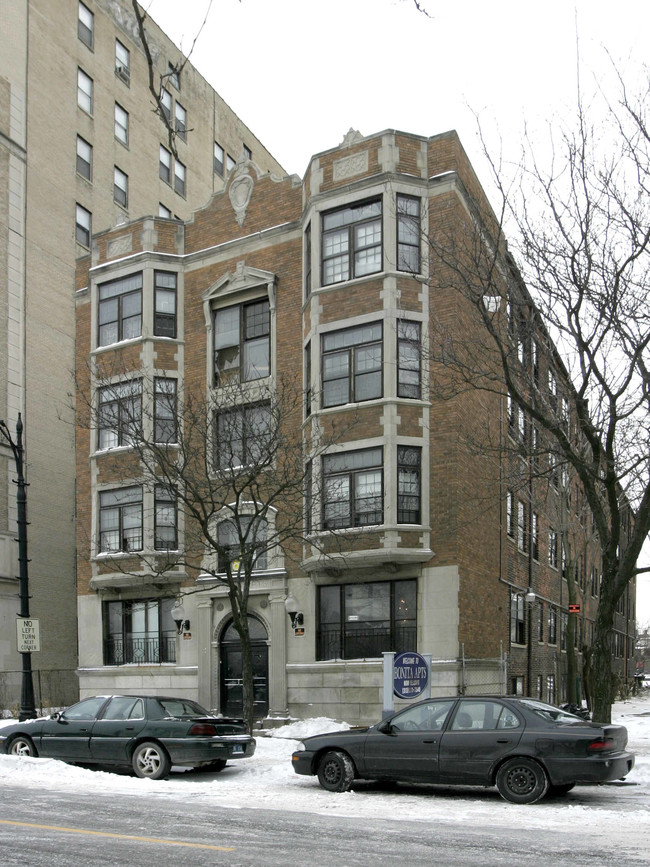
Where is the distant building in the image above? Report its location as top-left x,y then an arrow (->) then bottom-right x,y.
75,127 -> 637,723
0,0 -> 284,705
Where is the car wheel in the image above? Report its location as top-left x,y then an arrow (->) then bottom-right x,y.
317,750 -> 355,793
8,735 -> 38,758
496,757 -> 549,804
547,782 -> 575,797
132,742 -> 171,780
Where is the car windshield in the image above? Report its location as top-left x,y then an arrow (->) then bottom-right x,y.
155,698 -> 213,718
518,699 -> 584,723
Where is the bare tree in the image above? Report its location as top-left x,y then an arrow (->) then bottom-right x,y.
424,75 -> 650,722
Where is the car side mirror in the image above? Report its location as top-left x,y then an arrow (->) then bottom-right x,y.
50,711 -> 60,721
377,720 -> 395,735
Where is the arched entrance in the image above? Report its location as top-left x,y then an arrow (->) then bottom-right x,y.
219,616 -> 269,719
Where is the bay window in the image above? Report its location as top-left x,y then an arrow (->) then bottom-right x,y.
322,199 -> 382,285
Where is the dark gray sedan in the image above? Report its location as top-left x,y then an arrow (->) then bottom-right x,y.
291,696 -> 634,803
0,694 -> 256,779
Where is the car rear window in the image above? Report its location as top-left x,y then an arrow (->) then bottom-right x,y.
518,699 -> 582,723
156,698 -> 213,718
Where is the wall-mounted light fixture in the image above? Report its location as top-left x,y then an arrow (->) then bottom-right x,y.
170,599 -> 190,634
284,593 -> 303,630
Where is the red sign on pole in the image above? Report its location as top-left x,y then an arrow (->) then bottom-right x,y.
568,603 -> 581,614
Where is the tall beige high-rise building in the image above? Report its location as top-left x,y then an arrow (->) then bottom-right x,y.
0,0 -> 284,705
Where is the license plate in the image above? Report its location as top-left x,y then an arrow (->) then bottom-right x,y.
232,745 -> 244,754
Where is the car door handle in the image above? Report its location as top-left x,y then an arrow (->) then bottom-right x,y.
496,739 -> 510,744
422,739 -> 438,744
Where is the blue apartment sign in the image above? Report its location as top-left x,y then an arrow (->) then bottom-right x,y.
393,651 -> 429,699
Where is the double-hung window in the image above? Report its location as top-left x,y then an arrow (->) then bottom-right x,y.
321,322 -> 382,407
98,273 -> 142,346
99,487 -> 143,553
115,40 -> 130,84
215,404 -> 271,469
159,146 -> 171,184
160,88 -> 172,122
77,68 -> 93,114
104,599 -> 175,665
78,2 -> 93,48
114,103 -> 129,145
154,271 -> 177,337
114,166 -> 128,208
323,447 -> 383,529
317,579 -> 416,661
397,446 -> 421,524
154,485 -> 177,550
75,204 -> 91,247
214,299 -> 270,384
510,593 -> 525,644
517,500 -> 528,552
322,199 -> 382,285
397,320 -> 421,398
76,136 -> 92,180
98,380 -> 142,449
174,102 -> 186,139
154,378 -> 177,444
214,142 -> 225,176
396,195 -> 421,272
549,528 -> 558,568
174,159 -> 186,196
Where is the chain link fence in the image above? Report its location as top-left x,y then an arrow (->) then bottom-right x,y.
0,669 -> 78,717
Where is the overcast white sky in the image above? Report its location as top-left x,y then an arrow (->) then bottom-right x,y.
144,0 -> 650,623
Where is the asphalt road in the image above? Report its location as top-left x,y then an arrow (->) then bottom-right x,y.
0,782 -> 648,867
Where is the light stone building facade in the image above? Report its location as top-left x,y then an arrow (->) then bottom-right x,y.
0,0 -> 284,704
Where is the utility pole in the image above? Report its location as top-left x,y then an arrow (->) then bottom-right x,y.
1,414 -> 37,720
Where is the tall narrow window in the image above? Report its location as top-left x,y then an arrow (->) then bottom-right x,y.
114,166 -> 128,208
78,2 -> 94,48
214,142 -> 224,176
114,103 -> 129,145
322,199 -> 382,285
304,223 -> 312,299
160,88 -> 172,121
506,491 -> 515,537
321,322 -> 382,407
115,40 -> 130,83
304,342 -> 312,418
77,68 -> 93,114
517,500 -> 528,552
154,271 -> 177,338
214,299 -> 270,384
75,204 -> 91,247
154,486 -> 177,550
532,511 -> 539,560
226,153 -> 236,173
98,380 -> 142,449
76,136 -> 92,180
396,195 -> 421,272
397,320 -> 421,398
243,144 -> 252,159
158,203 -> 172,218
322,447 -> 383,529
510,594 -> 525,644
174,102 -> 186,139
174,159 -> 186,196
98,273 -> 142,346
159,146 -> 171,184
99,487 -> 143,553
397,446 -> 421,524
154,378 -> 177,444
549,528 -> 558,568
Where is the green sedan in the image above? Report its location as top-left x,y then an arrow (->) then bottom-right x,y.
0,694 -> 256,779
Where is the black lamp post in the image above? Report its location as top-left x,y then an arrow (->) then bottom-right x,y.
0,414 -> 37,720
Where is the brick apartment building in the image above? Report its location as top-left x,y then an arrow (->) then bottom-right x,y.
75,127 -> 637,724
0,0 -> 283,703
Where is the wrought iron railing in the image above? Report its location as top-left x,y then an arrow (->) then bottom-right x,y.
317,625 -> 417,660
104,635 -> 176,665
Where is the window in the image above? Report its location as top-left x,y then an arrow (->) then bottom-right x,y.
114,103 -> 129,145
160,88 -> 172,121
167,61 -> 180,89
560,611 -> 568,650
174,103 -> 186,139
396,195 -> 421,272
546,674 -> 555,704
304,223 -> 312,299
510,676 -> 524,696
152,378 -> 177,444
217,516 -> 267,573
99,487 -> 142,553
548,369 -> 558,410
215,404 -> 271,468
77,68 -> 93,113
322,447 -> 383,529
98,273 -> 142,346
321,322 -> 382,407
532,511 -> 539,560
159,146 -> 171,184
305,460 -> 313,534
226,153 -> 236,172
548,528 -> 558,568
243,144 -> 252,159
174,159 -> 186,196
115,40 -> 130,83
154,271 -> 177,338
317,579 -> 416,660
214,142 -> 224,176
214,299 -> 270,384
397,446 -> 421,524
517,500 -> 527,552
98,380 -> 142,449
322,199 -> 382,285
104,598 -> 176,665
533,340 -> 540,387
154,485 -> 177,550
75,203 -> 91,247
304,342 -> 312,418
510,594 -> 525,644
537,603 -> 544,642
78,2 -> 93,48
159,203 -> 172,218
114,166 -> 128,208
397,320 -> 421,398
548,606 -> 557,644
76,136 -> 92,180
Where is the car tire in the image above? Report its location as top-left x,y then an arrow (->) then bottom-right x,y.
495,757 -> 549,804
546,782 -> 575,797
8,735 -> 38,758
317,750 -> 355,793
132,741 -> 171,780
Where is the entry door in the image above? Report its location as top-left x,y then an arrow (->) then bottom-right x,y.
219,617 -> 269,719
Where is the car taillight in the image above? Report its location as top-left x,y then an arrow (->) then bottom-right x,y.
587,738 -> 614,752
189,723 -> 217,736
